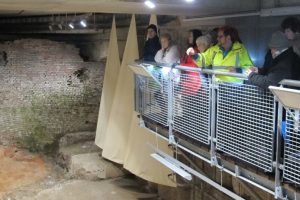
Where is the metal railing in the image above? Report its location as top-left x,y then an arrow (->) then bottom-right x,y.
131,62 -> 300,199
172,70 -> 211,144
216,82 -> 275,172
283,109 -> 300,184
276,80 -> 300,186
135,71 -> 169,126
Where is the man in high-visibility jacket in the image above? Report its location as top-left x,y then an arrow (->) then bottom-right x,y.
187,26 -> 253,83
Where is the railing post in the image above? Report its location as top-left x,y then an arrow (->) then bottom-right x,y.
210,74 -> 218,166
274,95 -> 284,199
168,68 -> 175,144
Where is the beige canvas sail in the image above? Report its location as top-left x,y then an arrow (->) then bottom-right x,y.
123,15 -> 176,187
149,14 -> 158,26
102,15 -> 139,164
95,16 -> 120,149
124,111 -> 176,187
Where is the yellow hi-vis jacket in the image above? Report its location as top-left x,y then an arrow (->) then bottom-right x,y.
194,42 -> 253,83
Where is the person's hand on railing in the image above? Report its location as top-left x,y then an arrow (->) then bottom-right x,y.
246,66 -> 258,76
186,47 -> 195,56
228,67 -> 236,73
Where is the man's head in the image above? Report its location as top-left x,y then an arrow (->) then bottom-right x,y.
217,26 -> 241,49
146,24 -> 158,39
268,31 -> 290,59
281,17 -> 300,40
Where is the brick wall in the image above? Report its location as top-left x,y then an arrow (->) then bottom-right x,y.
0,39 -> 104,146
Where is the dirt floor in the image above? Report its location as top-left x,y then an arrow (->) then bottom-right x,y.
0,146 -> 48,199
0,145 -> 159,200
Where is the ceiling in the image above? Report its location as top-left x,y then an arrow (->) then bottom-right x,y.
0,0 -> 299,34
0,0 -> 261,17
0,0 -> 298,17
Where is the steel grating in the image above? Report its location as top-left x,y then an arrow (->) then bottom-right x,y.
173,70 -> 211,144
216,82 -> 275,172
283,110 -> 300,184
135,66 -> 169,126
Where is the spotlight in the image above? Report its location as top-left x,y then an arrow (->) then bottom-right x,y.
68,23 -> 74,29
186,0 -> 194,2
80,20 -> 87,28
144,0 -> 156,9
48,25 -> 53,31
58,23 -> 63,30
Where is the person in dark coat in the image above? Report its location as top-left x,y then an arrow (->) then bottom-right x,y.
281,16 -> 300,80
247,31 -> 295,90
291,38 -> 300,80
142,24 -> 161,62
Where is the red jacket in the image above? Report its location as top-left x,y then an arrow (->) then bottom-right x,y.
180,48 -> 201,96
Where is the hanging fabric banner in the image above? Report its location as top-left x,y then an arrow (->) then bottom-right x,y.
95,16 -> 121,149
102,15 -> 139,164
124,111 -> 176,187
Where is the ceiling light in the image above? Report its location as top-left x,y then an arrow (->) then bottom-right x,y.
68,23 -> 74,29
186,0 -> 194,2
145,0 -> 156,9
80,20 -> 87,28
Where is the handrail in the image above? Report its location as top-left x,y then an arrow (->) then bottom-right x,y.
201,69 -> 247,79
133,62 -> 248,79
279,79 -> 300,88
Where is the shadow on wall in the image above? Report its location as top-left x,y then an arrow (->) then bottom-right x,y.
0,51 -> 7,66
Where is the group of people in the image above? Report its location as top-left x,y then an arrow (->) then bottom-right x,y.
141,16 -> 300,90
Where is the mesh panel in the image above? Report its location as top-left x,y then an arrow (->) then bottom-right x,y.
136,67 -> 169,126
283,110 -> 300,184
216,82 -> 275,172
173,71 -> 211,144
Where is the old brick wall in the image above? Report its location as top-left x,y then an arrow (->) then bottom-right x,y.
0,39 -> 104,147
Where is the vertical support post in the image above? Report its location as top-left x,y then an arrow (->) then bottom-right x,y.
294,110 -> 299,132
135,74 -> 146,127
168,68 -> 175,144
210,75 -> 218,166
134,75 -> 139,113
275,96 -> 283,199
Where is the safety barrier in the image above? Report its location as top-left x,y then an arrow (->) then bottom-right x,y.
172,71 -> 211,144
135,73 -> 168,126
131,62 -> 300,199
216,82 -> 275,172
283,110 -> 300,184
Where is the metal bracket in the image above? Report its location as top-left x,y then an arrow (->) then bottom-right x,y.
139,116 -> 145,128
211,155 -> 218,166
279,164 -> 284,170
235,165 -> 241,177
273,162 -> 284,170
169,135 -> 176,145
275,186 -> 284,199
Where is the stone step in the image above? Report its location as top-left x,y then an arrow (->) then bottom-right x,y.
56,140 -> 101,170
69,153 -> 125,180
59,131 -> 96,147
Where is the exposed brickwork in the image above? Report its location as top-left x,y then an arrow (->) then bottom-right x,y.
0,39 -> 104,146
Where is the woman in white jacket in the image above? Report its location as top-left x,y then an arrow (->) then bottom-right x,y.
154,33 -> 180,64
154,33 -> 181,115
